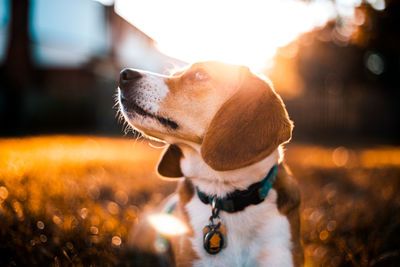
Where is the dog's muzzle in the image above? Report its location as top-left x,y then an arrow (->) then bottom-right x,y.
118,68 -> 146,114
118,68 -> 179,130
119,68 -> 142,96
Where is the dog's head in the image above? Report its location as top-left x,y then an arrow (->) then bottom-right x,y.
118,61 -> 293,176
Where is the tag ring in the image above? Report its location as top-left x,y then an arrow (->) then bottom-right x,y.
211,196 -> 220,218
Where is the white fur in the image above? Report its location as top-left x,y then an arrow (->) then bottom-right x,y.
132,71 -> 169,113
119,70 -> 170,133
185,184 -> 293,267
179,145 -> 293,267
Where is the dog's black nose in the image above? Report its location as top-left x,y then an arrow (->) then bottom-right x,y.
120,68 -> 142,86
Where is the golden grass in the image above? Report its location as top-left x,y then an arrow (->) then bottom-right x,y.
0,136 -> 399,266
286,144 -> 400,169
0,136 -> 176,266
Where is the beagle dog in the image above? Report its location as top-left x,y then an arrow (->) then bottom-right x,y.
118,61 -> 303,267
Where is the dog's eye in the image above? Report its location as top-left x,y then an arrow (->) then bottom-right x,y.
195,71 -> 207,80
191,69 -> 208,81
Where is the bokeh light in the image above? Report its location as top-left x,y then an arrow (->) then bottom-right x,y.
0,186 -> 8,200
37,220 -> 45,230
365,52 -> 385,75
112,235 -> 122,247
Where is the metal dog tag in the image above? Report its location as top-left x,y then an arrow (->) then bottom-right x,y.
203,223 -> 226,254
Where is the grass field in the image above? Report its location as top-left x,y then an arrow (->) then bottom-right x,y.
1,136 -> 399,266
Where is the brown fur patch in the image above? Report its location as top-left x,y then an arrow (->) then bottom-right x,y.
157,144 -> 183,178
159,62 -> 244,144
170,179 -> 199,266
273,164 -> 304,267
201,69 -> 293,171
177,178 -> 195,205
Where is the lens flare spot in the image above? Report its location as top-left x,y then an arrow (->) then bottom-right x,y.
148,214 -> 188,236
90,226 -> 99,235
365,52 -> 384,75
107,201 -> 120,215
0,186 -> 8,200
79,208 -> 88,219
52,215 -> 63,225
327,220 -> 337,232
332,147 -> 349,167
40,234 -> 48,243
319,230 -> 329,241
112,236 -> 122,247
37,221 -> 45,230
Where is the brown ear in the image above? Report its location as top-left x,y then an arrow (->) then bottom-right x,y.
201,70 -> 293,171
157,144 -> 183,178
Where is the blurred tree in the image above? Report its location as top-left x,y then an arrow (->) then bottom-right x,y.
270,0 -> 399,143
353,0 -> 400,92
0,0 -> 123,136
4,0 -> 32,85
0,0 -> 31,135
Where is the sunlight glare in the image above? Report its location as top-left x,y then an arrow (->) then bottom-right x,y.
148,213 -> 188,236
94,0 -> 115,6
115,0 -> 335,70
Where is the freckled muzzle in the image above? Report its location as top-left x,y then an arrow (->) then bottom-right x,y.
118,68 -> 179,130
118,68 -> 149,116
119,68 -> 142,99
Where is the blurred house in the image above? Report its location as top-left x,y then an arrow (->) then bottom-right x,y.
0,0 -> 184,136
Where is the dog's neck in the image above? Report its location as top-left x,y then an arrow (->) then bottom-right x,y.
179,144 -> 281,198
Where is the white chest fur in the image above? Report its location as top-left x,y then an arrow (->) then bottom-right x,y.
184,189 -> 294,267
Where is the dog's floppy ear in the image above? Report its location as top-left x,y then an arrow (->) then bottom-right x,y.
201,68 -> 293,171
157,144 -> 183,178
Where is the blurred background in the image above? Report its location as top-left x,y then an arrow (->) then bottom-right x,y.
0,0 -> 399,266
0,0 -> 399,142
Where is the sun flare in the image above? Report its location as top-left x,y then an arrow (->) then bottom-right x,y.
148,213 -> 189,236
115,0 -> 335,70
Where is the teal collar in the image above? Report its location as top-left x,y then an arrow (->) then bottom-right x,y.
196,165 -> 278,213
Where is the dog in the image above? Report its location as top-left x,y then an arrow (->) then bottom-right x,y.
118,61 -> 303,267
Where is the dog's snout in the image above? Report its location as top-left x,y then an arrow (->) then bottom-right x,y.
119,68 -> 142,87
121,68 -> 142,82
